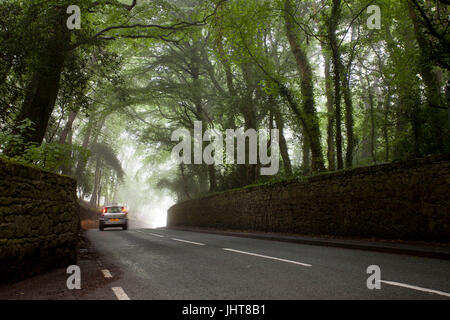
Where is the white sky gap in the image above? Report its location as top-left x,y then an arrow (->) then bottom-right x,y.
380,280 -> 450,298
112,287 -> 131,300
223,248 -> 312,267
101,269 -> 112,278
171,238 -> 205,246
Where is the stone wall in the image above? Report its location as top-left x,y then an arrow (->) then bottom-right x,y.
168,154 -> 450,242
0,159 -> 80,284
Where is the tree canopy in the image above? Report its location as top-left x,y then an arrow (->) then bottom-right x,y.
1,0 -> 449,206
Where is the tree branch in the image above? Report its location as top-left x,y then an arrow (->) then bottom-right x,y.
71,0 -> 228,49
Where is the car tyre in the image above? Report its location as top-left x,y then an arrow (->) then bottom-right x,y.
122,224 -> 128,231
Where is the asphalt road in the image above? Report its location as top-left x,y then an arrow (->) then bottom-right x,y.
84,224 -> 450,300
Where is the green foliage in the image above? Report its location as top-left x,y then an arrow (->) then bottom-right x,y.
0,119 -> 36,156
1,0 -> 449,204
90,142 -> 125,181
0,119 -> 90,172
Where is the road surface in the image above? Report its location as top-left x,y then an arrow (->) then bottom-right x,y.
84,225 -> 450,300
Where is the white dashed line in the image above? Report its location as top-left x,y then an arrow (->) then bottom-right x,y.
136,230 -> 165,237
101,269 -> 112,278
380,280 -> 450,298
112,287 -> 131,300
223,248 -> 312,267
147,232 -> 165,238
171,238 -> 205,246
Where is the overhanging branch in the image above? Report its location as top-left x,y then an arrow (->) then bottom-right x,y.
72,0 -> 228,49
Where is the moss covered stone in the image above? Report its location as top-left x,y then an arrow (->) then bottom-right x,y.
0,158 -> 80,284
168,153 -> 450,242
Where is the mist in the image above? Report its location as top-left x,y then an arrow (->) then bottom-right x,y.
106,140 -> 175,229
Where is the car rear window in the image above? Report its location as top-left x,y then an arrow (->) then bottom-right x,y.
106,207 -> 122,213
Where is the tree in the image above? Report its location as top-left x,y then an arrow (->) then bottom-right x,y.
283,0 -> 325,172
7,0 -> 226,153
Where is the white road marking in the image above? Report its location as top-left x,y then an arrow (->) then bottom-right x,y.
101,269 -> 112,278
135,230 -> 164,237
171,238 -> 205,246
147,232 -> 165,238
380,280 -> 450,298
223,248 -> 312,267
112,287 -> 131,300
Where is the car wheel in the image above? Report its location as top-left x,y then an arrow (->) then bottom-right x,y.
99,224 -> 104,231
122,224 -> 128,230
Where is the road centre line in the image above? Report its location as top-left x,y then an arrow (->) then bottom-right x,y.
380,280 -> 450,298
223,248 -> 312,267
101,269 -> 112,278
146,232 -> 165,238
112,287 -> 131,300
148,233 -> 165,237
135,230 -> 165,237
171,238 -> 206,246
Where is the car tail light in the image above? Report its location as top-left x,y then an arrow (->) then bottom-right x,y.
122,207 -> 128,214
101,207 -> 106,216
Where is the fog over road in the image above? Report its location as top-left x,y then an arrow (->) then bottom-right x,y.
86,226 -> 450,300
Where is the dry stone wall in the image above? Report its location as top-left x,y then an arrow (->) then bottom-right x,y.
0,159 -> 80,284
168,154 -> 450,242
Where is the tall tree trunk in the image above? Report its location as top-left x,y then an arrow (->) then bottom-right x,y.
217,28 -> 262,183
411,103 -> 422,158
327,0 -> 344,169
190,43 -> 216,192
75,119 -> 94,180
179,163 -> 191,200
342,71 -> 354,168
383,88 -> 391,162
215,27 -> 240,130
90,155 -> 102,206
366,75 -> 377,164
273,106 -> 292,175
60,126 -> 74,176
302,134 -> 311,173
67,127 -> 73,146
59,110 -> 78,144
97,168 -> 103,207
324,53 -> 336,171
408,2 -> 445,153
283,0 -> 325,172
10,7 -> 70,152
75,115 -> 106,181
240,62 -> 259,184
208,165 -> 217,192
